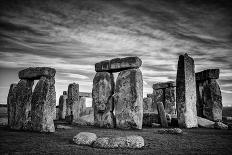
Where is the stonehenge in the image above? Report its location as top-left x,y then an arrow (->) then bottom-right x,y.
92,56 -> 143,129
176,53 -> 198,128
196,69 -> 222,121
7,67 -> 56,132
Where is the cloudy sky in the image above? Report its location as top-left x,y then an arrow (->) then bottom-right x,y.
0,0 -> 231,107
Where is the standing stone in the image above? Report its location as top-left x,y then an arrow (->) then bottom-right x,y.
154,89 -> 168,127
196,82 -> 204,117
7,83 -> 17,128
80,97 -> 86,115
67,83 -> 80,122
92,72 -> 115,128
176,53 -> 198,128
164,87 -> 176,116
59,95 -> 67,120
115,68 -> 143,129
202,79 -> 222,121
143,97 -> 153,113
31,77 -> 55,132
13,79 -> 34,130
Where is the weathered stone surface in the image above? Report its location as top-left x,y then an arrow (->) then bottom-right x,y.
56,124 -> 73,129
95,56 -> 142,72
31,77 -> 55,132
58,95 -> 67,120
164,87 -> 176,116
151,123 -> 161,128
67,83 -> 80,122
63,91 -> 67,95
80,113 -> 94,125
143,112 -> 159,127
18,67 -> 56,79
197,116 -> 214,128
176,53 -> 198,128
154,89 -> 168,127
196,69 -> 219,81
73,132 -> 97,146
81,107 -> 94,116
92,72 -> 115,128
115,68 -> 143,129
79,97 -> 86,115
196,82 -> 204,117
93,136 -> 144,149
147,94 -> 153,98
202,79 -> 222,121
7,83 -> 17,128
13,79 -> 34,130
153,81 -> 176,90
79,92 -> 92,98
157,128 -> 183,134
214,122 -> 228,130
143,97 -> 153,113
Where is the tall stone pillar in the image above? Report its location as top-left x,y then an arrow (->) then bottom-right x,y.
176,53 -> 198,128
7,83 -> 17,128
31,77 -> 55,132
92,72 -> 115,128
59,94 -> 67,120
115,68 -> 143,129
79,97 -> 86,116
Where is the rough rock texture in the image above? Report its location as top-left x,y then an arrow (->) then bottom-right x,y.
142,112 -> 159,127
147,94 -> 153,98
115,68 -> 143,129
73,132 -> 97,146
13,79 -> 34,130
79,97 -> 86,115
153,81 -> 176,90
18,67 -> 56,79
157,128 -> 183,134
176,53 -> 198,128
214,122 -> 228,130
164,87 -> 176,116
95,56 -> 142,72
81,107 -> 94,116
92,72 -> 115,128
63,91 -> 67,95
56,124 -> 73,129
93,136 -> 144,149
7,83 -> 17,128
31,77 -> 55,132
202,79 -> 222,121
154,89 -> 168,127
67,83 -> 80,122
58,95 -> 67,120
143,97 -> 154,113
197,116 -> 214,128
196,69 -> 219,81
196,82 -> 204,117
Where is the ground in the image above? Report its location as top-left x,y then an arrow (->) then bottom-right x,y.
0,106 -> 232,154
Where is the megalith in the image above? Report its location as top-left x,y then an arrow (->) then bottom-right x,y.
31,76 -> 56,132
59,94 -> 67,120
92,72 -> 115,128
176,53 -> 198,128
12,79 -> 34,130
196,69 -> 222,121
80,97 -> 86,115
143,97 -> 153,113
7,83 -> 17,128
114,68 -> 143,129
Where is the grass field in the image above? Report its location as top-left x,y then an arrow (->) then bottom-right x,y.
0,105 -> 232,154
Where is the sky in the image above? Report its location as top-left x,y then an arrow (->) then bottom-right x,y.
0,0 -> 232,107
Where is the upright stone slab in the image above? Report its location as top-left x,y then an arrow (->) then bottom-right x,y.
67,83 -> 80,122
31,77 -> 55,132
154,89 -> 168,127
80,97 -> 86,115
143,97 -> 153,113
176,53 -> 198,128
7,83 -> 17,128
196,82 -> 204,117
92,72 -> 115,128
12,79 -> 34,130
59,95 -> 67,120
165,87 -> 176,116
202,79 -> 222,121
115,68 -> 143,129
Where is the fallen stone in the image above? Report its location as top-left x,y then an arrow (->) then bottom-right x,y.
31,77 -> 55,132
7,83 -> 17,128
197,116 -> 214,128
95,56 -> 142,72
153,81 -> 176,90
56,125 -> 73,129
59,95 -> 67,120
143,112 -> 159,127
115,68 -> 143,129
13,79 -> 34,130
18,67 -> 56,79
73,132 -> 97,146
151,123 -> 161,128
214,122 -> 228,130
176,53 -> 198,128
196,69 -> 219,81
157,128 -> 183,134
93,135 -> 144,149
92,72 -> 115,128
